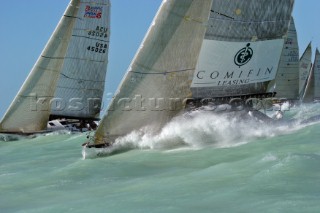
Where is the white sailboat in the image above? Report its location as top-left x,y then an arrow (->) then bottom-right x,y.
302,48 -> 320,103
85,0 -> 295,149
88,0 -> 214,148
0,0 -> 110,135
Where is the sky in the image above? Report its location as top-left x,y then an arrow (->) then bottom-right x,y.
0,0 -> 319,118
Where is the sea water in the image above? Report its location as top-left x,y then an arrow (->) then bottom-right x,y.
1,104 -> 320,213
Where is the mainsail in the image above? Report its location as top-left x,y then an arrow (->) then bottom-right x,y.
269,17 -> 300,100
302,48 -> 320,102
94,0 -> 213,145
0,0 -> 110,134
299,43 -> 312,97
51,0 -> 110,121
190,0 -> 294,99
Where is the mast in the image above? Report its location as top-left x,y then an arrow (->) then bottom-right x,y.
190,0 -> 295,99
50,0 -> 110,121
94,0 -> 213,146
270,17 -> 299,100
0,0 -> 81,134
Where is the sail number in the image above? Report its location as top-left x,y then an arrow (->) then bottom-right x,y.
88,26 -> 108,38
87,42 -> 108,53
88,30 -> 108,38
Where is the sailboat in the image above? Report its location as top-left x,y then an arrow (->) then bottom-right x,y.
87,0 -> 214,148
302,48 -> 320,103
268,17 -> 300,101
299,43 -> 313,99
0,0 -> 110,136
85,0 -> 295,149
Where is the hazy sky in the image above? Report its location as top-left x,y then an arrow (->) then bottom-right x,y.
0,0 -> 319,118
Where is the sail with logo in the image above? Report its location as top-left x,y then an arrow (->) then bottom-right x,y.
49,1 -> 110,127
190,0 -> 295,105
88,0 -> 213,147
0,0 -> 110,135
268,17 -> 300,100
302,48 -> 320,103
299,43 -> 312,98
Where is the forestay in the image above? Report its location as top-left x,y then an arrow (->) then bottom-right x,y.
94,0 -> 213,145
191,0 -> 295,98
51,0 -> 110,120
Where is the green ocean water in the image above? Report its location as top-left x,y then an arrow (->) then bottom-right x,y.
1,104 -> 320,213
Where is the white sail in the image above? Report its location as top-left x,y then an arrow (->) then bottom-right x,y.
270,17 -> 300,100
0,0 -> 110,134
299,43 -> 312,97
0,0 -> 80,133
51,0 -> 110,120
302,48 -> 320,102
190,0 -> 294,98
94,0 -> 213,145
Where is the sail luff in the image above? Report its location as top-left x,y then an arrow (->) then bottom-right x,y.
0,0 -> 80,133
94,0 -> 214,145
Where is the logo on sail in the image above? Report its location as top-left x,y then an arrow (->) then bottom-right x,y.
234,43 -> 253,67
84,6 -> 102,19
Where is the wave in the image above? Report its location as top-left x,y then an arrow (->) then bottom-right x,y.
84,107 -> 317,158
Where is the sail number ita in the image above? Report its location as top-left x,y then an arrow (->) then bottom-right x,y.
88,26 -> 108,38
87,42 -> 108,54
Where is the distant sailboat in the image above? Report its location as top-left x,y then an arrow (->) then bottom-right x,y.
0,0 -> 110,135
299,43 -> 312,98
85,0 -> 295,149
268,17 -> 300,101
302,48 -> 320,102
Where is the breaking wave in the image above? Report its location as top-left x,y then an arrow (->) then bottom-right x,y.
83,109 -> 316,158
82,102 -> 320,158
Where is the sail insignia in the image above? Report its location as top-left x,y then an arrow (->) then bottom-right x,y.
191,0 -> 294,98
